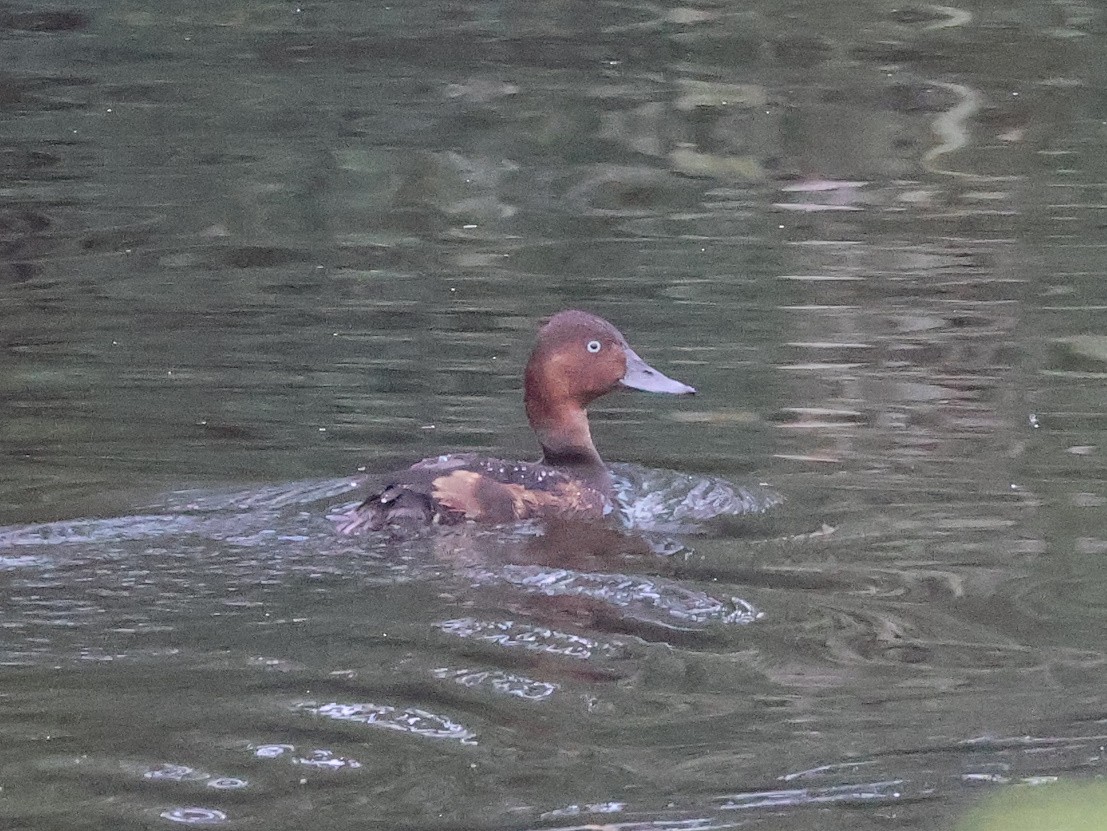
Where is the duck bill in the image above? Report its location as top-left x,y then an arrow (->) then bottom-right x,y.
621,349 -> 696,395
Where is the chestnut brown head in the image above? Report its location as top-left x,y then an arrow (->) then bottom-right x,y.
525,310 -> 694,411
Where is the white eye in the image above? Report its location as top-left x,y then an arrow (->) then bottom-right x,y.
586,340 -> 602,353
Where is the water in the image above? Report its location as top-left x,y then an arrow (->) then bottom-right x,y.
2,0 -> 1107,828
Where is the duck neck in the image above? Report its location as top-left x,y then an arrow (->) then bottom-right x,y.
526,394 -> 612,492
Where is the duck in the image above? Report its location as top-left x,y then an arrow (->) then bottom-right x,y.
333,309 -> 695,535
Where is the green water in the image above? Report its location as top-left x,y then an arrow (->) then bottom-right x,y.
1,1 -> 1106,828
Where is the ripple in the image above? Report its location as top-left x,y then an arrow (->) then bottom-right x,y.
540,801 -> 626,819
811,606 -> 1042,670
1008,572 -> 1107,626
143,763 -> 207,782
145,478 -> 363,512
433,667 -> 559,701
297,701 -> 478,745
292,749 -> 362,770
481,564 -> 763,630
0,515 -> 203,547
252,744 -> 295,759
564,166 -> 702,217
0,554 -> 51,569
714,779 -> 912,810
159,807 -> 227,825
435,617 -> 625,660
612,463 -> 783,533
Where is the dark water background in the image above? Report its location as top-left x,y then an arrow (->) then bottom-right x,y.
2,0 -> 1106,828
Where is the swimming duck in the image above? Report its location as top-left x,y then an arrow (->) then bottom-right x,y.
334,310 -> 695,534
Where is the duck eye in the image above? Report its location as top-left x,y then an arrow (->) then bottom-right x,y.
586,340 -> 602,354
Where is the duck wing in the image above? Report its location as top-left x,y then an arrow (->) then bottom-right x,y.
332,453 -> 610,535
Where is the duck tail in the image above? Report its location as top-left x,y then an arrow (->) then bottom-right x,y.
332,485 -> 437,535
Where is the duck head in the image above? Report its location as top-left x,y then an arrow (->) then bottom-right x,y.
523,310 -> 694,478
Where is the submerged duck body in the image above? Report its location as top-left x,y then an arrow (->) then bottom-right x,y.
334,310 -> 694,535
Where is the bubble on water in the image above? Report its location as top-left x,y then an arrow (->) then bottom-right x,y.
292,749 -> 362,770
251,743 -> 294,758
159,807 -> 227,824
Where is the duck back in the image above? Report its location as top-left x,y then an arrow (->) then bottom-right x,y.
333,453 -> 611,535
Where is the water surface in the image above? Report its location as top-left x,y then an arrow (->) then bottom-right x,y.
2,0 -> 1106,828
